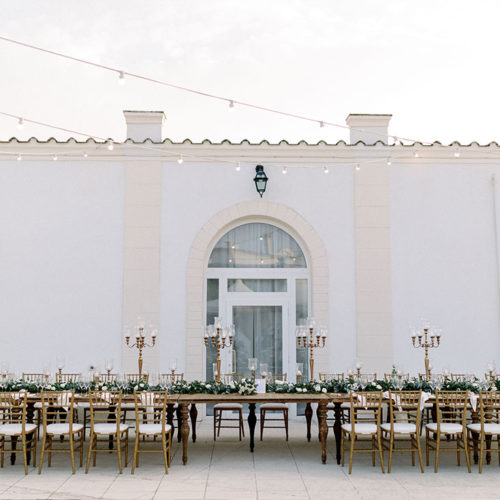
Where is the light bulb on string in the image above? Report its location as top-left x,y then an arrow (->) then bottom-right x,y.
235,162 -> 241,172
414,152 -> 419,158
319,121 -> 324,128
177,154 -> 184,164
17,118 -> 24,130
323,166 -> 329,174
228,100 -> 235,112
53,155 -> 58,161
282,166 -> 287,174
107,140 -> 114,151
83,152 -> 88,158
118,71 -> 125,85
386,158 -> 392,165
17,154 -> 22,161
454,149 -> 460,158
355,163 -> 360,171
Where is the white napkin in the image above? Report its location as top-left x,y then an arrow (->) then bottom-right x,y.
469,393 -> 479,411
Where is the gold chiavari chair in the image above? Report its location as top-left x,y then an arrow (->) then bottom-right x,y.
381,390 -> 424,473
419,373 -> 446,382
467,390 -> 500,473
0,392 -> 37,474
319,373 -> 348,428
260,373 -> 289,441
85,390 -> 129,474
55,373 -> 81,384
341,391 -> 385,474
451,374 -> 476,382
38,391 -> 84,474
213,373 -> 245,440
425,390 -> 471,473
79,373 -> 119,439
383,373 -> 410,382
158,373 -> 184,384
131,390 -> 172,474
23,373 -> 50,436
122,374 -> 150,424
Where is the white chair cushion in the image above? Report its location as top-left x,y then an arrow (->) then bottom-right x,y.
93,423 -> 128,434
34,402 -> 43,409
260,403 -> 287,409
423,402 -> 434,409
426,423 -> 463,434
121,403 -> 136,409
77,402 -> 90,408
46,423 -> 83,434
381,422 -> 417,433
341,423 -> 378,434
0,423 -> 37,435
137,423 -> 172,435
213,403 -> 243,409
467,423 -> 500,434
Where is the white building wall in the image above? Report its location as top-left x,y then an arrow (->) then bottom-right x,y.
391,163 -> 500,374
0,161 -> 124,375
159,161 -> 356,375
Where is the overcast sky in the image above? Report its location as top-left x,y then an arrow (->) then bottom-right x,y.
0,0 -> 499,144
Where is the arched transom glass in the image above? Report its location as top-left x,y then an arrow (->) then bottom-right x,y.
208,223 -> 307,268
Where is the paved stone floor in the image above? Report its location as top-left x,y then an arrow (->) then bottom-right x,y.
0,419 -> 499,499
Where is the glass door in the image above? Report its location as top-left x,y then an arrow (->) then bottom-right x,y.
226,298 -> 288,378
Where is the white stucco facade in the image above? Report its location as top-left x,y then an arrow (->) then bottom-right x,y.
1,111 -> 499,378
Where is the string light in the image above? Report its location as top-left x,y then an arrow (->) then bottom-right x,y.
282,166 -> 287,174
386,158 -> 392,165
235,162 -> 241,171
17,153 -> 22,161
355,164 -> 360,171
228,100 -> 235,112
53,154 -> 58,161
414,152 -> 419,158
83,152 -> 88,158
323,166 -> 329,174
454,149 -> 460,158
118,71 -> 125,85
17,118 -> 24,130
319,121 -> 324,128
177,154 -> 183,164
107,140 -> 114,151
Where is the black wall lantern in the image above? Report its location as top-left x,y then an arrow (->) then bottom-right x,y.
253,165 -> 268,197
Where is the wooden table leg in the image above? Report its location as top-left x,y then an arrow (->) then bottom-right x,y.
166,403 -> 175,432
10,436 -> 17,465
318,401 -> 328,464
190,404 -> 198,443
176,405 -> 182,443
333,402 -> 342,464
181,403 -> 190,465
248,403 -> 256,452
305,403 -> 312,442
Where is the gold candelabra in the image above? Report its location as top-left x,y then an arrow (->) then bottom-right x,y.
204,317 -> 234,384
296,319 -> 327,381
124,319 -> 157,381
411,325 -> 441,381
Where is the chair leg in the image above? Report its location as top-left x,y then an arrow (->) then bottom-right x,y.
131,433 -> 139,474
425,428 -> 430,466
348,431 -> 355,474
388,433 -> 394,473
464,433 -> 471,473
31,433 -> 37,468
79,430 -> 84,467
38,433 -> 47,474
260,410 -> 264,440
372,436 -> 376,466
213,409 -> 217,441
85,434 -> 94,473
161,433 -> 168,474
434,433 -> 440,473
416,433 -> 424,473
479,433 -> 484,473
377,431 -> 385,473
69,433 -> 75,474
117,434 -> 123,474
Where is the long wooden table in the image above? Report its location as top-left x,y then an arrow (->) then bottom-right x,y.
167,393 -> 332,464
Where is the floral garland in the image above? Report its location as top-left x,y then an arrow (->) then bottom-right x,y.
0,377 -> 496,395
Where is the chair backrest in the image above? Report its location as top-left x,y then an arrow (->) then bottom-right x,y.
267,373 -> 287,383
353,373 -> 377,383
22,373 -> 49,383
133,390 -> 168,432
383,373 -> 410,382
55,373 -> 81,383
479,390 -> 500,427
319,373 -> 344,381
387,390 -> 422,428
88,390 -> 123,429
435,390 -> 469,428
0,373 -> 16,381
125,373 -> 149,384
0,391 -> 28,429
94,373 -> 119,384
420,373 -> 446,383
348,391 -> 382,431
221,373 -> 244,384
40,391 -> 76,429
158,373 -> 184,384
451,373 -> 475,382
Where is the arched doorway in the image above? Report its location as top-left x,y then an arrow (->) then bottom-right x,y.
205,222 -> 310,380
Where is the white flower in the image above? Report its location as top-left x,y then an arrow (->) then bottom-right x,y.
296,387 -> 301,392
139,382 -> 144,387
134,385 -> 138,390
314,385 -> 321,392
230,383 -> 235,389
376,384 -> 382,390
102,385 -> 107,391
206,384 -> 211,389
322,387 -> 327,393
